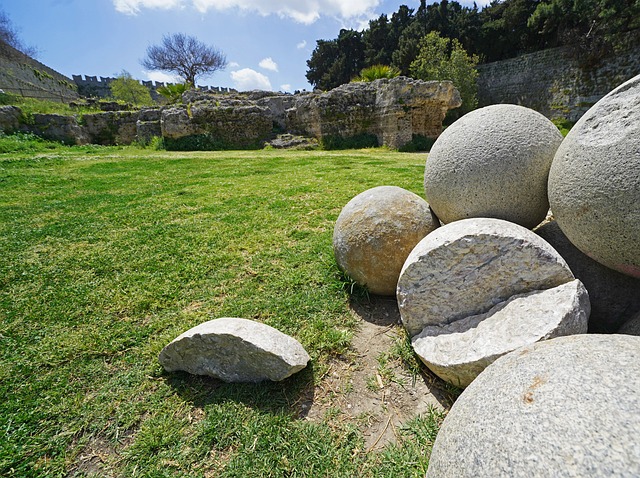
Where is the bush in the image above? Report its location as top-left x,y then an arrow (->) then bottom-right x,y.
156,83 -> 191,104
110,70 -> 153,106
320,133 -> 379,150
398,134 -> 436,152
352,65 -> 400,82
0,132 -> 58,153
551,117 -> 574,137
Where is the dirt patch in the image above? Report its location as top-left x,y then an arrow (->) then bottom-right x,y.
304,295 -> 456,450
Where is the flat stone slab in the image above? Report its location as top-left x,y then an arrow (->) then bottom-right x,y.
397,218 -> 575,337
426,334 -> 640,477
412,280 -> 589,387
158,318 -> 311,382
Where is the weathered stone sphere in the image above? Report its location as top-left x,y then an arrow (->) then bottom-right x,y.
333,186 -> 439,296
548,74 -> 640,278
424,104 -> 563,229
426,334 -> 640,477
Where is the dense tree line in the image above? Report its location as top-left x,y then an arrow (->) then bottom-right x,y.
306,0 -> 640,90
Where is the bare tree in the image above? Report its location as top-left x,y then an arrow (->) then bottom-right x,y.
141,33 -> 227,87
0,8 -> 38,58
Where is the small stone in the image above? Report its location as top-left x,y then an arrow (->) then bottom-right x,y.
397,218 -> 574,337
548,74 -> 640,277
158,318 -> 310,382
424,104 -> 563,229
333,185 -> 439,296
426,334 -> 640,477
412,280 -> 589,388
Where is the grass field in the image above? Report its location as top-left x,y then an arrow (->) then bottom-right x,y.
0,145 -> 447,477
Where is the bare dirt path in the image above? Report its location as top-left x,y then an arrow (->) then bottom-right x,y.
304,295 -> 456,450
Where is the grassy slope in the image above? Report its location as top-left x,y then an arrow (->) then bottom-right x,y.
0,147 -> 443,477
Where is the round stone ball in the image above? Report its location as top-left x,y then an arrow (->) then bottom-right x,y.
333,186 -> 439,296
426,334 -> 640,477
424,104 -> 563,229
548,74 -> 640,278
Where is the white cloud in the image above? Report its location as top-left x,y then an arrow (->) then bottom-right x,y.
144,71 -> 182,83
229,61 -> 240,68
230,68 -> 272,91
280,84 -> 291,92
259,57 -> 278,72
113,0 -> 184,15
296,40 -> 307,49
114,0 -> 381,23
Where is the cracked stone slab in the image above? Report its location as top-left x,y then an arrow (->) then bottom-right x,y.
412,280 -> 589,387
159,318 -> 310,382
397,218 -> 575,337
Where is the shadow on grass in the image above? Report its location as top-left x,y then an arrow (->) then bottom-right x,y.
162,362 -> 316,418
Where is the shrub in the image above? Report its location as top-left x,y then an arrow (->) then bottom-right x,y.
109,70 -> 153,106
352,65 -> 400,82
156,83 -> 191,104
320,133 -> 379,150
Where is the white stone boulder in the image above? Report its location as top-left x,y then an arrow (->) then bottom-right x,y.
397,218 -> 589,387
426,334 -> 640,477
333,185 -> 439,296
158,318 -> 310,382
412,280 -> 589,388
548,74 -> 640,278
424,104 -> 563,229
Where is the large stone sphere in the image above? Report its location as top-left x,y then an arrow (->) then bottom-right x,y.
426,334 -> 640,477
333,186 -> 439,296
548,74 -> 640,278
424,104 -> 563,229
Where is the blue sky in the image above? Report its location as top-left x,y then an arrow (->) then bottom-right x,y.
1,0 -> 488,93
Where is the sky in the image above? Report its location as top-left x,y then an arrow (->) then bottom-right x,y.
1,0 -> 489,93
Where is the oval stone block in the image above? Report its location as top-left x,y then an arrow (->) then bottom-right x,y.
158,318 -> 310,382
426,334 -> 640,477
397,218 -> 574,337
333,185 -> 439,296
424,104 -> 563,229
412,279 -> 589,387
548,74 -> 640,278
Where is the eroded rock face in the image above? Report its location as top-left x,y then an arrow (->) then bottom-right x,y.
548,74 -> 640,278
412,280 -> 589,388
426,334 -> 640,477
31,113 -> 89,145
0,105 -> 22,133
289,78 -> 461,149
424,104 -> 563,229
397,218 -> 575,337
82,111 -> 139,145
158,318 -> 310,382
333,186 -> 440,296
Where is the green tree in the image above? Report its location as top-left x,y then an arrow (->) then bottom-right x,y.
409,31 -> 479,115
306,29 -> 365,90
109,71 -> 153,106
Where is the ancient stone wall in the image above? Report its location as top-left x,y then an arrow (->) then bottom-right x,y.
72,74 -> 238,100
0,43 -> 79,102
477,32 -> 640,122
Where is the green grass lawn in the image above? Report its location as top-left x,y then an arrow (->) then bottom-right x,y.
0,145 -> 444,477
